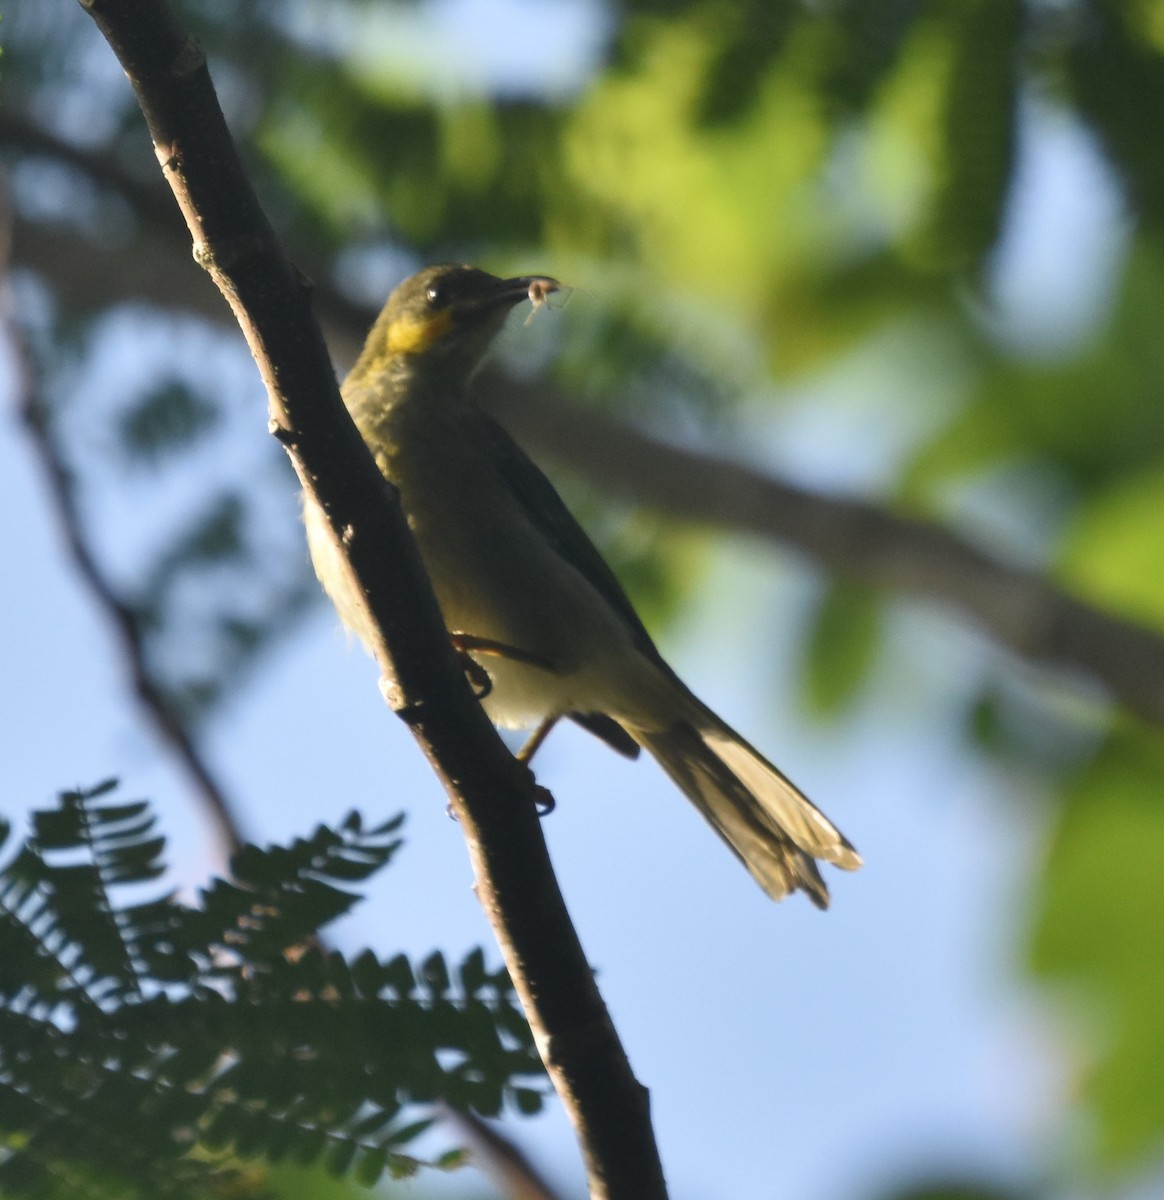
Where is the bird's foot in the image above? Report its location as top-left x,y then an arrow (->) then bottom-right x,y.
533,786 -> 555,816
456,651 -> 493,700
511,752 -> 556,817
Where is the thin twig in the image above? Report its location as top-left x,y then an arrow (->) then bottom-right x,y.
0,182 -> 246,859
442,1107 -> 565,1200
0,108 -> 183,230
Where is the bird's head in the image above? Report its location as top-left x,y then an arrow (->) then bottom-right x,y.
356,264 -> 560,382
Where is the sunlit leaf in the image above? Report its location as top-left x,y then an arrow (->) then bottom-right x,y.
1059,462 -> 1164,630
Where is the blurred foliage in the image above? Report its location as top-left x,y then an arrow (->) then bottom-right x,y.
1030,725 -> 1164,1167
116,378 -> 219,463
872,1182 -> 1030,1200
801,579 -> 883,717
0,783 -> 543,1198
6,0 -> 1164,1191
1059,461 -> 1164,628
19,309 -> 318,725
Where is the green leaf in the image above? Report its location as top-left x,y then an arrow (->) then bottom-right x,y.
0,787 -> 542,1197
513,1087 -> 545,1116
873,1182 -> 1027,1200
324,1137 -> 358,1178
386,1117 -> 434,1148
458,946 -> 486,996
419,951 -> 450,997
1029,727 -> 1164,1165
1058,461 -> 1164,630
385,1152 -> 421,1181
800,579 -> 883,717
382,953 -> 416,998
118,380 -> 219,465
1070,3 -> 1164,233
354,1145 -> 388,1186
908,0 -> 1021,272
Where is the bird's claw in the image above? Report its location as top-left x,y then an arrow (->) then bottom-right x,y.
533,785 -> 556,816
513,757 -> 556,816
458,652 -> 493,700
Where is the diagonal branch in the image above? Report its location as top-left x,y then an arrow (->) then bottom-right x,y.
9,107 -> 1164,728
11,333 -> 249,858
442,1108 -> 566,1200
72,1 -> 668,1197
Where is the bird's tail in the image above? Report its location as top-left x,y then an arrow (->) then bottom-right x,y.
635,718 -> 861,907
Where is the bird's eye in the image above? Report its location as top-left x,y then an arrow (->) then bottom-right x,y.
425,281 -> 449,308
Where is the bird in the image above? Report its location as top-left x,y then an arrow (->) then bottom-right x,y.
304,264 -> 861,907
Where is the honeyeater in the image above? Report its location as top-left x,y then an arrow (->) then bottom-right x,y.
305,264 -> 861,907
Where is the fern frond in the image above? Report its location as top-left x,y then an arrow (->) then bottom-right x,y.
188,811 -> 405,966
0,785 -> 545,1199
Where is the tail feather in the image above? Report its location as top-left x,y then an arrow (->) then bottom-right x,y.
635,720 -> 860,907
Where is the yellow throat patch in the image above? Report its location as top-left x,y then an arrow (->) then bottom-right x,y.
385,309 -> 454,356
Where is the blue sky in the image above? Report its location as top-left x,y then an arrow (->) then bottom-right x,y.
0,2 -> 1148,1197
0,358 -> 1068,1200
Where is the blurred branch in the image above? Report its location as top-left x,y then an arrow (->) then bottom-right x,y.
12,213 -> 224,315
71,2 -> 668,1198
443,1108 -> 565,1200
0,200 -> 246,859
484,374 -> 1164,728
10,108 -> 1164,728
0,107 -> 184,229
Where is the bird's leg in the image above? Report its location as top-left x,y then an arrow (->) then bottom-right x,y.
448,634 -> 560,814
449,632 -> 560,701
450,633 -> 558,672
457,652 -> 494,700
515,717 -> 560,816
516,716 -> 559,765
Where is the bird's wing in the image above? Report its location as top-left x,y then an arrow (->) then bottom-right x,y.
480,411 -> 666,668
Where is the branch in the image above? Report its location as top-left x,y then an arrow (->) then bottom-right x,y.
0,107 -> 184,231
72,2 -> 668,1196
442,1108 -> 565,1200
482,373 -> 1164,727
0,191 -> 247,859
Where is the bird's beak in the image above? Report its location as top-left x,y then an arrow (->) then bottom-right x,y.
469,275 -> 561,314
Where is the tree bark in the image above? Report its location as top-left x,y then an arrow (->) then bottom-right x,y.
73,1 -> 670,1196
